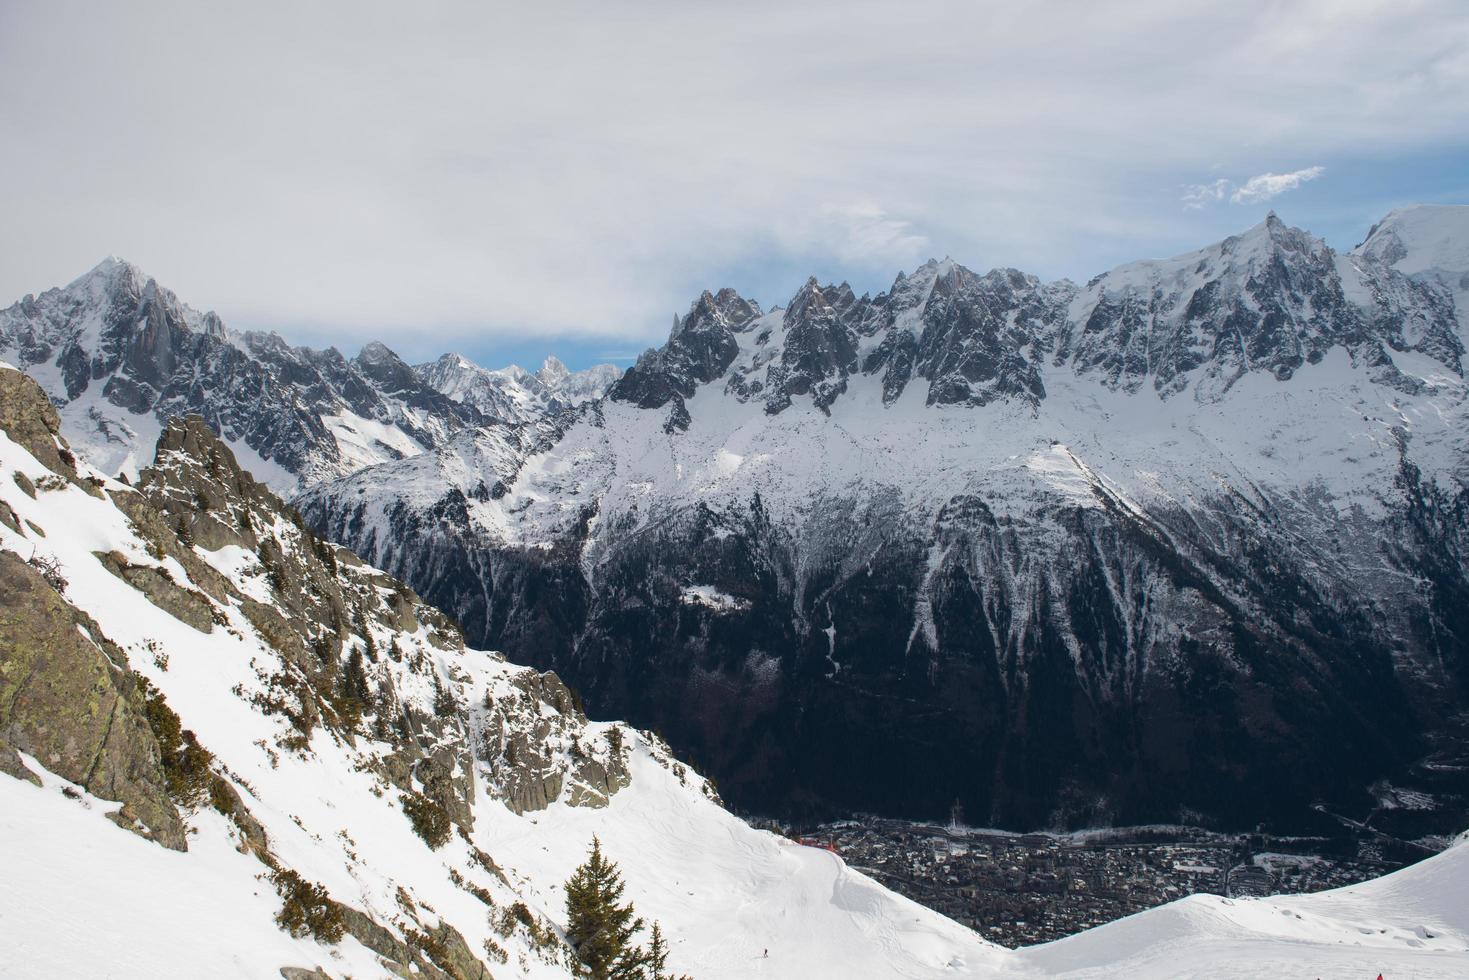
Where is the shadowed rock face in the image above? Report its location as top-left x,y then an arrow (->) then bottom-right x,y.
307,470 -> 1465,831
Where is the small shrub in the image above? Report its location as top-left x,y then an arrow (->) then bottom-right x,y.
483,938 -> 509,964
271,868 -> 344,944
509,901 -> 535,928
432,675 -> 460,718
26,552 -> 67,592
136,677 -> 214,807
402,791 -> 452,849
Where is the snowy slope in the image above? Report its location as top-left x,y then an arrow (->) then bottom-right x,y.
3,358 -> 1468,978
1016,834 -> 1469,979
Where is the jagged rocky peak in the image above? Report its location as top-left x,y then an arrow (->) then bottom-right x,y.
611,286 -> 762,416
758,277 -> 864,414
352,339 -> 420,394
536,353 -> 570,385
897,260 -> 1056,408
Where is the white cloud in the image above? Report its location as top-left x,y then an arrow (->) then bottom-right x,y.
1230,166 -> 1327,204
0,1 -> 1464,346
1182,179 -> 1232,210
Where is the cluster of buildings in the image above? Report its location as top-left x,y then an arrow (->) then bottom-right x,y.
802,819 -> 1409,946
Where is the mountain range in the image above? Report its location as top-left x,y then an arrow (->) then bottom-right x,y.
5,206 -> 1468,835
0,259 -> 619,491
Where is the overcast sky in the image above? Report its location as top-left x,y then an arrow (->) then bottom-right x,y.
2,1 -> 1467,370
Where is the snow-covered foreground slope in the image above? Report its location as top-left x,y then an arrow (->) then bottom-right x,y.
9,753 -> 1466,980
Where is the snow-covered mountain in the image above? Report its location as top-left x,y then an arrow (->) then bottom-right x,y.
5,355 -> 1467,979
417,353 -> 621,425
0,260 -> 614,494
297,206 -> 1469,832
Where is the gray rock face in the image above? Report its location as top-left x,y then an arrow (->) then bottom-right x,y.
0,369 -> 186,847
0,547 -> 188,849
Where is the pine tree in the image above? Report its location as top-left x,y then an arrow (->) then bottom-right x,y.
646,922 -> 669,980
339,649 -> 371,727
564,837 -> 645,980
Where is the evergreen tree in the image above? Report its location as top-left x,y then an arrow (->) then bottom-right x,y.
339,649 -> 371,727
646,922 -> 669,980
564,837 -> 645,980
432,673 -> 460,717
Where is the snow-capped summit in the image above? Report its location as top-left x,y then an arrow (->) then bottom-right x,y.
414,351 -> 621,424
537,353 -> 571,386
1356,205 -> 1469,307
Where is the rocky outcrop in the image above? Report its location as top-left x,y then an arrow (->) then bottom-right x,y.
0,550 -> 186,848
0,365 -> 101,497
95,550 -> 219,633
0,741 -> 41,786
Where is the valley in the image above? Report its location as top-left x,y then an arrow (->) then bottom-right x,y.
780,817 -> 1440,947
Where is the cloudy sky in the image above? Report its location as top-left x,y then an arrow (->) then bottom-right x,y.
2,1 -> 1467,370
